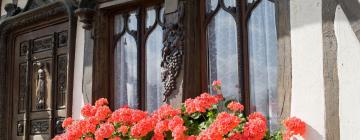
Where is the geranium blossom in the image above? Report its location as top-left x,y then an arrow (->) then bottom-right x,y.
227,101 -> 244,112
109,107 -> 147,125
184,93 -> 223,114
130,117 -> 157,138
283,117 -> 306,140
212,80 -> 222,91
198,112 -> 241,139
53,80 -> 306,140
95,98 -> 109,107
62,117 -> 73,128
242,117 -> 267,140
152,104 -> 181,120
94,123 -> 115,140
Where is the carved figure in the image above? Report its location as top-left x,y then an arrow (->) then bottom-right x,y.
35,62 -> 46,109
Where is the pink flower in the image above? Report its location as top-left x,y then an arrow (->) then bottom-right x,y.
81,104 -> 96,117
283,117 -> 306,140
198,112 -> 241,139
95,106 -> 112,121
154,120 -> 169,139
168,116 -> 184,130
228,133 -> 244,140
242,117 -> 267,140
227,101 -> 244,112
62,117 -> 73,128
95,98 -> 109,107
84,137 -> 95,140
94,123 -> 115,139
130,117 -> 157,138
117,125 -> 128,135
184,93 -> 222,114
109,137 -> 121,140
109,108 -> 148,125
172,125 -> 187,140
248,112 -> 267,123
152,104 -> 181,120
212,80 -> 222,90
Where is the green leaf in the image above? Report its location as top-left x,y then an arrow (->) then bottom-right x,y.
190,112 -> 201,119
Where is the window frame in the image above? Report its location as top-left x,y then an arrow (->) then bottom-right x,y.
95,0 -> 272,115
108,0 -> 164,110
199,0 -> 258,115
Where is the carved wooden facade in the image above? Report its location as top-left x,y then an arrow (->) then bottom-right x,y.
0,1 -> 77,139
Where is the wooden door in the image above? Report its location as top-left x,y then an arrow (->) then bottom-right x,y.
11,21 -> 69,140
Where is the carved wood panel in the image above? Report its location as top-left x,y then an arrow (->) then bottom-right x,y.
18,63 -> 27,113
57,55 -> 67,109
30,119 -> 50,135
32,35 -> 54,53
11,21 -> 69,140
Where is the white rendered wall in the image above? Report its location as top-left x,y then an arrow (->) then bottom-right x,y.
335,5 -> 360,140
72,20 -> 86,119
290,0 -> 325,139
1,0 -> 12,16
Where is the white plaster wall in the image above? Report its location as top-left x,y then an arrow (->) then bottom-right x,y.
335,5 -> 360,140
72,20 -> 86,119
16,0 -> 27,9
290,0 -> 326,139
1,0 -> 12,16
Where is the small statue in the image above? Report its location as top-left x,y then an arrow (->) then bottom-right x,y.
36,62 -> 46,110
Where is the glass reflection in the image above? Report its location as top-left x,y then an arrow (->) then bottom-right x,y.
146,8 -> 156,28
248,0 -> 278,131
114,15 -> 124,34
146,25 -> 164,112
128,12 -> 138,31
114,33 -> 139,109
160,7 -> 165,23
207,9 -> 240,101
224,0 -> 237,8
206,0 -> 218,13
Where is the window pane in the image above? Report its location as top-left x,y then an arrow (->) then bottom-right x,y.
128,12 -> 138,31
114,15 -> 124,34
114,33 -> 139,109
206,0 -> 218,13
146,25 -> 164,112
207,9 -> 240,101
146,8 -> 156,28
224,0 -> 236,8
248,0 -> 278,131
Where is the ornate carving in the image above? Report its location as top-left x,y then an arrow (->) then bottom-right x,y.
57,55 -> 67,108
20,41 -> 29,56
0,2 -> 74,137
4,3 -> 21,17
30,120 -> 49,134
24,0 -> 54,11
161,4 -> 185,102
19,64 -> 27,113
17,121 -> 25,136
58,31 -> 68,47
75,0 -> 96,30
35,62 -> 47,110
55,118 -> 65,134
33,35 -> 54,53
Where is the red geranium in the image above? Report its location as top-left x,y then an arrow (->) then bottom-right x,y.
227,101 -> 244,112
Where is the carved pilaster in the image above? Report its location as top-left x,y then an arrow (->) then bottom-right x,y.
75,0 -> 97,30
161,3 -> 185,102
